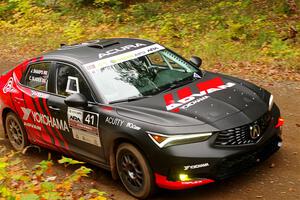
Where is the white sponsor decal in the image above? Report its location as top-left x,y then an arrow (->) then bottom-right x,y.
182,180 -> 207,185
84,44 -> 165,72
68,108 -> 83,123
105,117 -> 124,127
3,77 -> 15,93
24,122 -> 41,131
31,90 -> 49,98
21,107 -> 69,132
166,82 -> 236,111
21,107 -> 31,120
184,163 -> 210,171
98,43 -> 147,59
68,108 -> 100,147
72,128 -> 101,147
105,117 -> 141,130
126,122 -> 141,130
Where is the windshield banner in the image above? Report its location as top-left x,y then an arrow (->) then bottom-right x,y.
83,44 -> 165,73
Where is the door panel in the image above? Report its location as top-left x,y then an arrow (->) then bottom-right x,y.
48,62 -> 105,163
17,61 -> 64,150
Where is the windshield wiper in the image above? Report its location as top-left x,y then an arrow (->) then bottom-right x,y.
109,95 -> 152,104
159,75 -> 196,93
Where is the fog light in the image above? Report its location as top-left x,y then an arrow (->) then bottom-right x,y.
179,174 -> 191,181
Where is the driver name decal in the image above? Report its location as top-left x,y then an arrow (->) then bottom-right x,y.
164,77 -> 236,112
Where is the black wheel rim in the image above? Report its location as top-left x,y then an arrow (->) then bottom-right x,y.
7,118 -> 24,149
119,151 -> 144,191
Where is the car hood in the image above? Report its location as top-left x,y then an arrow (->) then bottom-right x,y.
116,72 -> 270,131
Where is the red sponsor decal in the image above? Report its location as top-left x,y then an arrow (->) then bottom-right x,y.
164,93 -> 179,112
177,87 -> 192,99
163,77 -> 235,111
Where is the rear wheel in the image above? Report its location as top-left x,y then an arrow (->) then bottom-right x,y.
5,112 -> 29,151
116,143 -> 155,199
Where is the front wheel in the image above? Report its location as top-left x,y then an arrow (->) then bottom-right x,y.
5,112 -> 29,151
116,143 -> 155,199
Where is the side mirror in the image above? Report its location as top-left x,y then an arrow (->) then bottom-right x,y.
65,93 -> 88,107
190,56 -> 202,68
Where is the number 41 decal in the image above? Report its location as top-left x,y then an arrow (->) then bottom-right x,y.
83,112 -> 98,127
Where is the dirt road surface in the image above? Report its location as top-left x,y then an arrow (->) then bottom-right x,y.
0,62 -> 299,200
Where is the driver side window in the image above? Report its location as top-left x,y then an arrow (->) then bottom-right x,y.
56,63 -> 93,101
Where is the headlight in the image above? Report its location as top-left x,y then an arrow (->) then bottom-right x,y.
147,132 -> 212,148
269,94 -> 274,111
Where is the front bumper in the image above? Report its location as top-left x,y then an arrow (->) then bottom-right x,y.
152,109 -> 283,190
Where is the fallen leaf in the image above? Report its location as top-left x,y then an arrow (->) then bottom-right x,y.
270,163 -> 275,168
45,176 -> 57,181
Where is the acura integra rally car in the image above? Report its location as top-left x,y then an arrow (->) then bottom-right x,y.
0,38 -> 284,199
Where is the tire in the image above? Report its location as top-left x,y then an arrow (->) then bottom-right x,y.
5,112 -> 29,151
116,143 -> 155,199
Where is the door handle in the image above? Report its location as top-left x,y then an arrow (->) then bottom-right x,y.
49,105 -> 60,111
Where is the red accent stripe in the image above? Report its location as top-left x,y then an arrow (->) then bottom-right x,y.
30,58 -> 37,63
100,105 -> 114,111
196,77 -> 224,92
34,97 -> 60,147
42,98 -> 70,151
155,173 -> 214,190
29,96 -> 45,143
177,87 -> 192,99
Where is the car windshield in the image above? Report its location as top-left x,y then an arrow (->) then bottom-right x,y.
87,48 -> 202,103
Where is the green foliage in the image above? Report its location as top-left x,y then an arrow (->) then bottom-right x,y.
94,0 -> 122,8
58,156 -> 85,166
263,38 -> 300,59
34,160 -> 53,176
129,2 -> 161,22
0,0 -> 299,71
0,152 -> 109,200
63,20 -> 85,43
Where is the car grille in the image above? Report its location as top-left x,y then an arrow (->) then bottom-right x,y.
214,112 -> 271,146
214,135 -> 281,180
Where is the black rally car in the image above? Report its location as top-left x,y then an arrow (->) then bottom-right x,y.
0,38 -> 283,199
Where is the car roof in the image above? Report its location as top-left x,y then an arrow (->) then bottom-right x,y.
43,38 -> 156,66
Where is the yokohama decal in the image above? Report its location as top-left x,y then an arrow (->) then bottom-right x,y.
164,77 -> 236,112
21,107 -> 69,132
